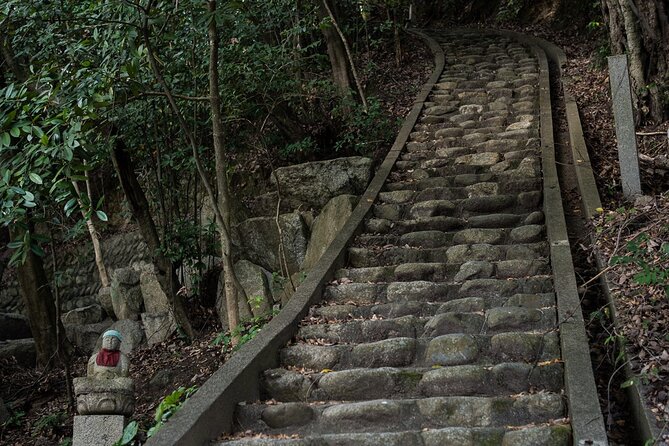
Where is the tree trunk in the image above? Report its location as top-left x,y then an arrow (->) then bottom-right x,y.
317,2 -> 352,94
618,0 -> 646,119
633,0 -> 669,121
109,134 -> 194,339
321,0 -> 368,111
208,0 -> 252,337
72,181 -> 109,287
602,0 -> 626,54
10,225 -> 67,368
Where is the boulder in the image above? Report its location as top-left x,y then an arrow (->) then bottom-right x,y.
95,320 -> 145,355
61,304 -> 104,326
237,212 -> 309,275
141,312 -> 177,345
65,320 -> 113,355
303,195 -> 359,270
233,260 -> 273,317
139,269 -> 170,314
0,313 -> 31,340
270,157 -> 372,208
110,268 -> 142,321
0,338 -> 36,367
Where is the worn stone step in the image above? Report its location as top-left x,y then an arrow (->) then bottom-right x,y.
364,210 -> 544,235
354,226 -> 547,250
297,306 -> 556,346
281,330 -> 560,369
322,277 -> 553,306
312,293 -> 557,321
267,363 -> 563,402
234,394 -> 565,435
219,425 -> 571,446
372,197 -> 542,222
347,243 -> 549,267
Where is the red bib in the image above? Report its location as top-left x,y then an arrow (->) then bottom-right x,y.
96,348 -> 120,367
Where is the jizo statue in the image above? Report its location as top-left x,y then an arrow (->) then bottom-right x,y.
87,330 -> 129,378
74,329 -> 135,417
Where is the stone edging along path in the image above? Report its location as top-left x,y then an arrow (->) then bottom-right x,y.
147,29 -> 608,446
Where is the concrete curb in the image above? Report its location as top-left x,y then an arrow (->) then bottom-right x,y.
530,40 -> 609,446
144,30 -> 445,446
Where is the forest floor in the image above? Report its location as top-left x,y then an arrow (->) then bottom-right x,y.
2,22 -> 668,446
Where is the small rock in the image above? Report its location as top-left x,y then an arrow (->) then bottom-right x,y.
149,368 -> 175,390
425,334 -> 479,366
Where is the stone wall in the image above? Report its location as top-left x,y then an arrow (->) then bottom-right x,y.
0,231 -> 150,314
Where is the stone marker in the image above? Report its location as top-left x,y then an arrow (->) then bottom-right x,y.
73,329 -> 134,446
608,55 -> 642,197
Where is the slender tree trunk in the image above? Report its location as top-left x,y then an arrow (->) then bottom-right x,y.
602,0 -> 626,54
49,232 -> 74,410
10,225 -> 67,369
317,2 -> 352,94
141,2 -> 250,339
208,1 -> 252,338
72,181 -> 109,287
108,134 -> 194,339
322,0 -> 368,111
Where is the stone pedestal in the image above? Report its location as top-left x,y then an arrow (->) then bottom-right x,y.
73,415 -> 125,446
74,377 -> 135,416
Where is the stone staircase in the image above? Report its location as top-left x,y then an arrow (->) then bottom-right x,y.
214,30 -> 572,446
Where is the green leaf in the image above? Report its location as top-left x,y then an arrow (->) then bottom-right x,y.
23,201 -> 36,208
29,173 -> 43,184
1,132 -> 10,147
30,243 -> 45,257
7,241 -> 23,249
115,420 -> 138,446
10,127 -> 20,138
64,198 -> 77,212
95,210 -> 108,222
621,378 -> 636,389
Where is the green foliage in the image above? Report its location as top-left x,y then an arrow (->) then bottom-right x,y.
333,96 -> 394,156
280,137 -> 317,159
1,408 -> 25,428
59,438 -> 73,446
212,310 -> 279,351
496,0 -> 528,22
611,233 -> 669,297
112,420 -> 138,446
146,386 -> 197,438
31,411 -> 66,437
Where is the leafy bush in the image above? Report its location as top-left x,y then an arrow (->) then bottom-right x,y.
333,96 -> 394,156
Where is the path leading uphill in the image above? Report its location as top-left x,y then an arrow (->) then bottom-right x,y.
146,28 -> 608,446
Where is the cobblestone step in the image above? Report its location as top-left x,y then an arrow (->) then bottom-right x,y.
279,333 -> 560,369
232,394 -> 565,435
260,363 -> 562,402
218,425 -> 571,446
311,292 -> 556,321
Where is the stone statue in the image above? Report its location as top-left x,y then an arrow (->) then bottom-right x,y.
87,330 -> 129,379
74,330 -> 135,417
